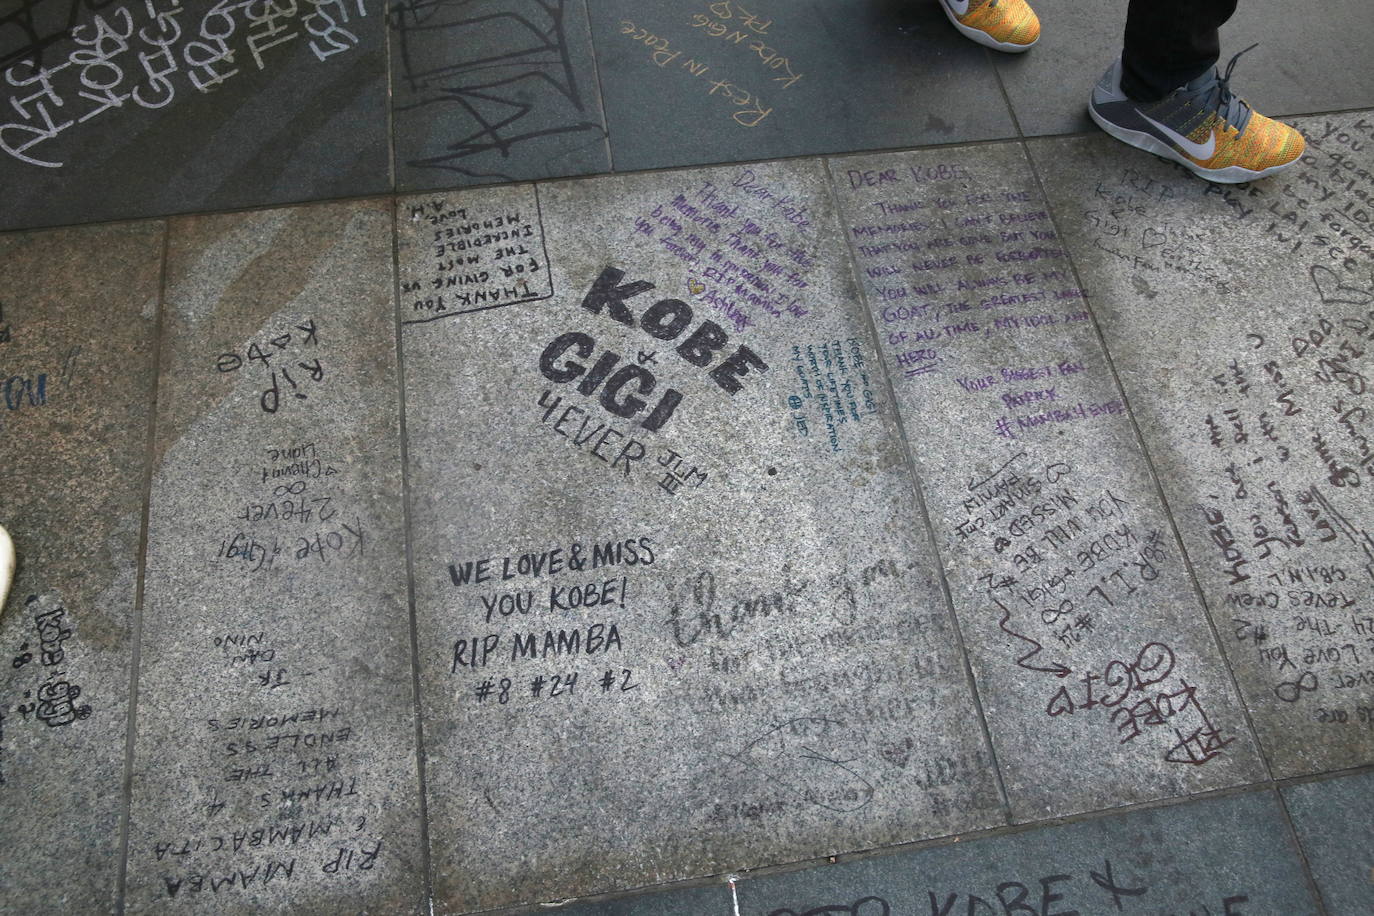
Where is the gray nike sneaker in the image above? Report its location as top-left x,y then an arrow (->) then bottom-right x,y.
1088,50 -> 1305,184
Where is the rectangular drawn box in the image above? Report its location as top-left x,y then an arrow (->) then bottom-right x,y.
401,184 -> 555,324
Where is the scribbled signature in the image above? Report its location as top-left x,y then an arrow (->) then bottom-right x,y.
728,717 -> 875,812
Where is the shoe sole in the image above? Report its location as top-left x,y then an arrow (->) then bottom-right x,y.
0,525 -> 12,612
939,3 -> 1036,53
1088,102 -> 1295,183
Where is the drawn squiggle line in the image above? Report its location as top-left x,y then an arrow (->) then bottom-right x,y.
994,595 -> 1071,677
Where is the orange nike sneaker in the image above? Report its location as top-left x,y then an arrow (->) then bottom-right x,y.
939,0 -> 1040,53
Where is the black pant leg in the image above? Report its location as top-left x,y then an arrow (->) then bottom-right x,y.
1120,0 -> 1239,102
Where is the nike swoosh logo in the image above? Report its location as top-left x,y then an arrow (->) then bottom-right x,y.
1139,112 -> 1216,160
943,0 -> 970,15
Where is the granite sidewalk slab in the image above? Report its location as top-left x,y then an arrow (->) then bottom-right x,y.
398,160 -> 1005,912
124,201 -> 423,913
0,0 -> 390,231
0,221 -> 162,914
830,143 -> 1266,821
1031,112 -> 1374,778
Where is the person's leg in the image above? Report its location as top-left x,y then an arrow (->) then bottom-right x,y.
1120,0 -> 1239,101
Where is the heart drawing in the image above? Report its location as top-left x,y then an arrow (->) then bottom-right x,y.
1310,264 -> 1374,306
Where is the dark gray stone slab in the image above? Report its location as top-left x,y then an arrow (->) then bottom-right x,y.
124,201 -> 423,913
1283,770 -> 1374,915
0,222 -> 162,914
986,0 -> 1122,138
736,790 -> 1318,916
585,0 -> 1016,173
830,144 -> 1265,820
537,882 -> 732,916
388,0 -> 611,192
997,0 -> 1374,137
399,162 -> 1004,913
0,0 -> 389,232
1029,112 -> 1374,777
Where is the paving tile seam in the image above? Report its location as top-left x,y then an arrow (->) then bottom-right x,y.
1004,141 -> 1337,916
408,100 -> 1366,202
475,770 -> 1374,916
986,48 -> 1027,142
717,776 -> 1371,904
1041,114 -> 1374,782
7,101 -> 1370,239
576,0 -> 617,174
845,136 -> 1097,816
1026,134 -> 1297,789
1013,138 -> 1276,776
829,142 -> 1284,817
1283,770 -> 1374,915
390,186 -> 436,915
112,218 -> 172,916
1274,787 -> 1336,916
382,0 -> 399,197
0,139 -> 1054,238
817,153 -> 1015,827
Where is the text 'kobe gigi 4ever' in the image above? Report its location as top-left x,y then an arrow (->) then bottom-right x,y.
539,266 -> 770,432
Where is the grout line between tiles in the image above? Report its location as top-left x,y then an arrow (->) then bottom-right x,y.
389,193 -> 436,913
113,217 -> 172,914
818,154 -> 1015,827
1273,785 -> 1333,916
0,140 -> 1050,240
2,106 -> 1371,239
985,47 -> 1027,141
383,0 -> 398,195
467,765 -> 1374,916
1015,137 -> 1277,783
574,0 -> 615,173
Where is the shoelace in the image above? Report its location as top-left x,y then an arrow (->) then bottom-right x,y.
1194,43 -> 1258,133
